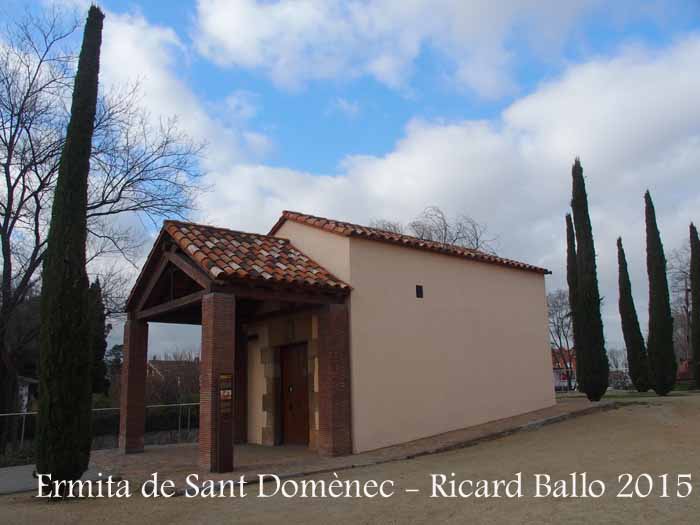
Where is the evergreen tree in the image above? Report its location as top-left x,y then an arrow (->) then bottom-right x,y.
644,191 -> 676,395
88,279 -> 110,395
689,223 -> 700,387
105,343 -> 124,373
36,6 -> 104,485
565,214 -> 581,381
616,238 -> 650,391
570,158 -> 609,401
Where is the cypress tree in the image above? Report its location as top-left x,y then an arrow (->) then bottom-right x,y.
689,223 -> 700,387
644,191 -> 676,395
616,238 -> 650,391
36,6 -> 104,485
565,214 -> 582,383
570,158 -> 608,401
89,279 -> 109,395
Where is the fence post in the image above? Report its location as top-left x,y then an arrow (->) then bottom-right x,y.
20,414 -> 26,449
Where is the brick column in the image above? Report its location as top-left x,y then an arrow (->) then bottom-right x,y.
119,318 -> 149,453
317,301 -> 352,456
199,293 -> 236,472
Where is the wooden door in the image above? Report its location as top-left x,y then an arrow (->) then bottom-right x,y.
281,343 -> 309,445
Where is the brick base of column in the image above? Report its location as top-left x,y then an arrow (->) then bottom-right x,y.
317,302 -> 352,456
118,319 -> 149,453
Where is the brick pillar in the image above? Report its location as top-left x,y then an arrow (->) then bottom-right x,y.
317,301 -> 352,456
199,293 -> 236,472
119,318 -> 149,453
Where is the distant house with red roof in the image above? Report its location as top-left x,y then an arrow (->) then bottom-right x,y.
147,358 -> 199,404
552,348 -> 576,391
677,358 -> 693,383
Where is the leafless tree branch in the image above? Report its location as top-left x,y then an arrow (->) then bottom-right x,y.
0,9 -> 204,430
371,206 -> 499,254
547,289 -> 575,391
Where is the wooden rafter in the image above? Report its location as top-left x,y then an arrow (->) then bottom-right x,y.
136,290 -> 206,321
135,255 -> 172,312
164,251 -> 212,289
211,281 -> 347,305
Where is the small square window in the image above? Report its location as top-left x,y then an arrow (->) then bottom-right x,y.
416,285 -> 424,298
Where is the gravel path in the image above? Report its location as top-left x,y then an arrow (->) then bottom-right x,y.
2,395 -> 699,524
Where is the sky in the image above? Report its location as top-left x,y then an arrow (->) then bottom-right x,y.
11,0 -> 700,356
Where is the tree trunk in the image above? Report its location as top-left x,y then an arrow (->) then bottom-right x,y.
0,314 -> 22,454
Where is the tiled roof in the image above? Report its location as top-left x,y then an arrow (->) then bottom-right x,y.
163,220 -> 349,292
270,211 -> 550,275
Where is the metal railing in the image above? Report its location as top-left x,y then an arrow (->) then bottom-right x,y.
0,402 -> 200,449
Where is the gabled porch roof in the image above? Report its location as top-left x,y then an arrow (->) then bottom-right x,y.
125,220 -> 350,321
162,220 -> 348,290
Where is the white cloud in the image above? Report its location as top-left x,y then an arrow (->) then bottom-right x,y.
225,90 -> 259,122
197,35 -> 700,350
328,97 -> 360,118
193,0 -> 600,97
99,9 -> 286,182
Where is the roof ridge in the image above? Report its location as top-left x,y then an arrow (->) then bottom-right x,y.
281,209 -> 480,250
275,210 -> 550,275
164,219 -> 290,243
281,210 -> 480,249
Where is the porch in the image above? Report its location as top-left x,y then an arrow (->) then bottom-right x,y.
120,221 -> 352,472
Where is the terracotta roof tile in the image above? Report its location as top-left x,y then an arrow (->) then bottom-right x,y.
163,220 -> 349,292
270,211 -> 550,275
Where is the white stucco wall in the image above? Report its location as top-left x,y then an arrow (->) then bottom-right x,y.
347,237 -> 554,452
246,324 -> 267,444
274,220 -> 351,283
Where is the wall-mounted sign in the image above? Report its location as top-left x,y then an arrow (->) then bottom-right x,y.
219,373 -> 233,418
216,372 -> 234,472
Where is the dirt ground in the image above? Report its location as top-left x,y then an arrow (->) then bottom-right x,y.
3,395 -> 700,524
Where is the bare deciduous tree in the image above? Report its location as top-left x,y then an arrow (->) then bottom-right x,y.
668,245 -> 691,362
607,348 -> 628,371
368,218 -> 405,235
547,289 -> 575,391
0,10 -> 203,449
370,205 -> 498,254
147,350 -> 199,405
